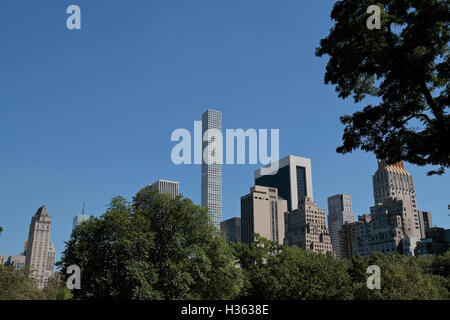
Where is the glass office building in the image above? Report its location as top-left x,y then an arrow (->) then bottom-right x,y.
254,155 -> 313,211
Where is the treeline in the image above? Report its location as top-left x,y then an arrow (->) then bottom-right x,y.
0,267 -> 71,300
2,189 -> 449,300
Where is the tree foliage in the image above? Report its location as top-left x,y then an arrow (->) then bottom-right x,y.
349,253 -> 449,299
0,266 -> 70,300
316,0 -> 449,175
234,235 -> 354,300
57,189 -> 243,300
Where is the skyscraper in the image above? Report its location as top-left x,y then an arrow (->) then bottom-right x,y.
201,109 -> 222,230
149,179 -> 179,199
0,255 -> 4,266
285,196 -> 333,255
241,186 -> 287,245
254,155 -> 313,211
372,160 -> 421,239
327,194 -> 355,259
72,214 -> 90,230
220,217 -> 241,244
25,206 -> 54,288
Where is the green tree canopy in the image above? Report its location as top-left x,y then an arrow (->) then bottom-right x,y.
349,253 -> 449,299
316,0 -> 449,175
57,189 -> 242,300
234,235 -> 353,300
0,266 -> 45,300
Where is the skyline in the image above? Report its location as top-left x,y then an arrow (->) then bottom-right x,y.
0,0 -> 449,260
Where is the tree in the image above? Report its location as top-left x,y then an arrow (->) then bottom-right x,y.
0,226 -> 3,235
58,189 -> 242,300
316,0 -> 449,175
235,235 -> 353,300
42,276 -> 73,300
352,253 -> 449,299
0,266 -> 46,300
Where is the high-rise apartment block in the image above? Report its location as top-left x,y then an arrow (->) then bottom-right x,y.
339,214 -> 371,259
149,179 -> 179,199
201,109 -> 223,230
418,210 -> 433,239
24,206 -> 55,288
372,160 -> 421,239
241,186 -> 287,245
254,155 -> 313,211
345,199 -> 410,257
220,217 -> 241,244
415,227 -> 450,256
0,254 -> 4,266
5,255 -> 26,270
285,196 -> 333,255
327,194 -> 355,259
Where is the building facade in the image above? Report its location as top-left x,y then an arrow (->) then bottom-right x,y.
372,160 -> 421,239
5,255 -> 26,270
149,179 -> 179,199
415,227 -> 450,256
241,186 -> 287,245
0,254 -> 4,266
418,210 -> 432,239
220,217 -> 241,244
285,196 -> 333,255
24,206 -> 54,288
339,214 -> 371,259
327,194 -> 355,259
201,109 -> 223,230
254,155 -> 313,211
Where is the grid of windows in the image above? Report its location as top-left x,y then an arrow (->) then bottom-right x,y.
201,110 -> 222,229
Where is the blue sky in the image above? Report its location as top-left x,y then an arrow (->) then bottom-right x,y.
0,0 -> 448,260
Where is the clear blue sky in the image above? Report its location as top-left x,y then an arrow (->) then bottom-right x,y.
0,0 -> 448,260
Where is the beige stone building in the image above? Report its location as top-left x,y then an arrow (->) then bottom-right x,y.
241,186 -> 287,245
5,255 -> 26,270
285,196 -> 333,255
372,160 -> 421,239
25,206 -> 55,288
0,254 -> 4,266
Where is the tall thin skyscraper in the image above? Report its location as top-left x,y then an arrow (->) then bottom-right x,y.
254,155 -> 313,211
25,206 -> 54,288
327,194 -> 355,259
372,160 -> 421,239
201,109 -> 222,229
149,179 -> 179,199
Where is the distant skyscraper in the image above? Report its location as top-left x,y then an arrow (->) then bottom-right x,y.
201,109 -> 223,230
25,206 -> 54,288
149,179 -> 179,199
418,210 -> 432,239
72,214 -> 90,230
241,186 -> 287,245
327,194 -> 355,259
254,155 -> 313,211
0,255 -> 4,266
220,217 -> 241,244
5,255 -> 26,270
372,160 -> 421,239
285,196 -> 333,255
